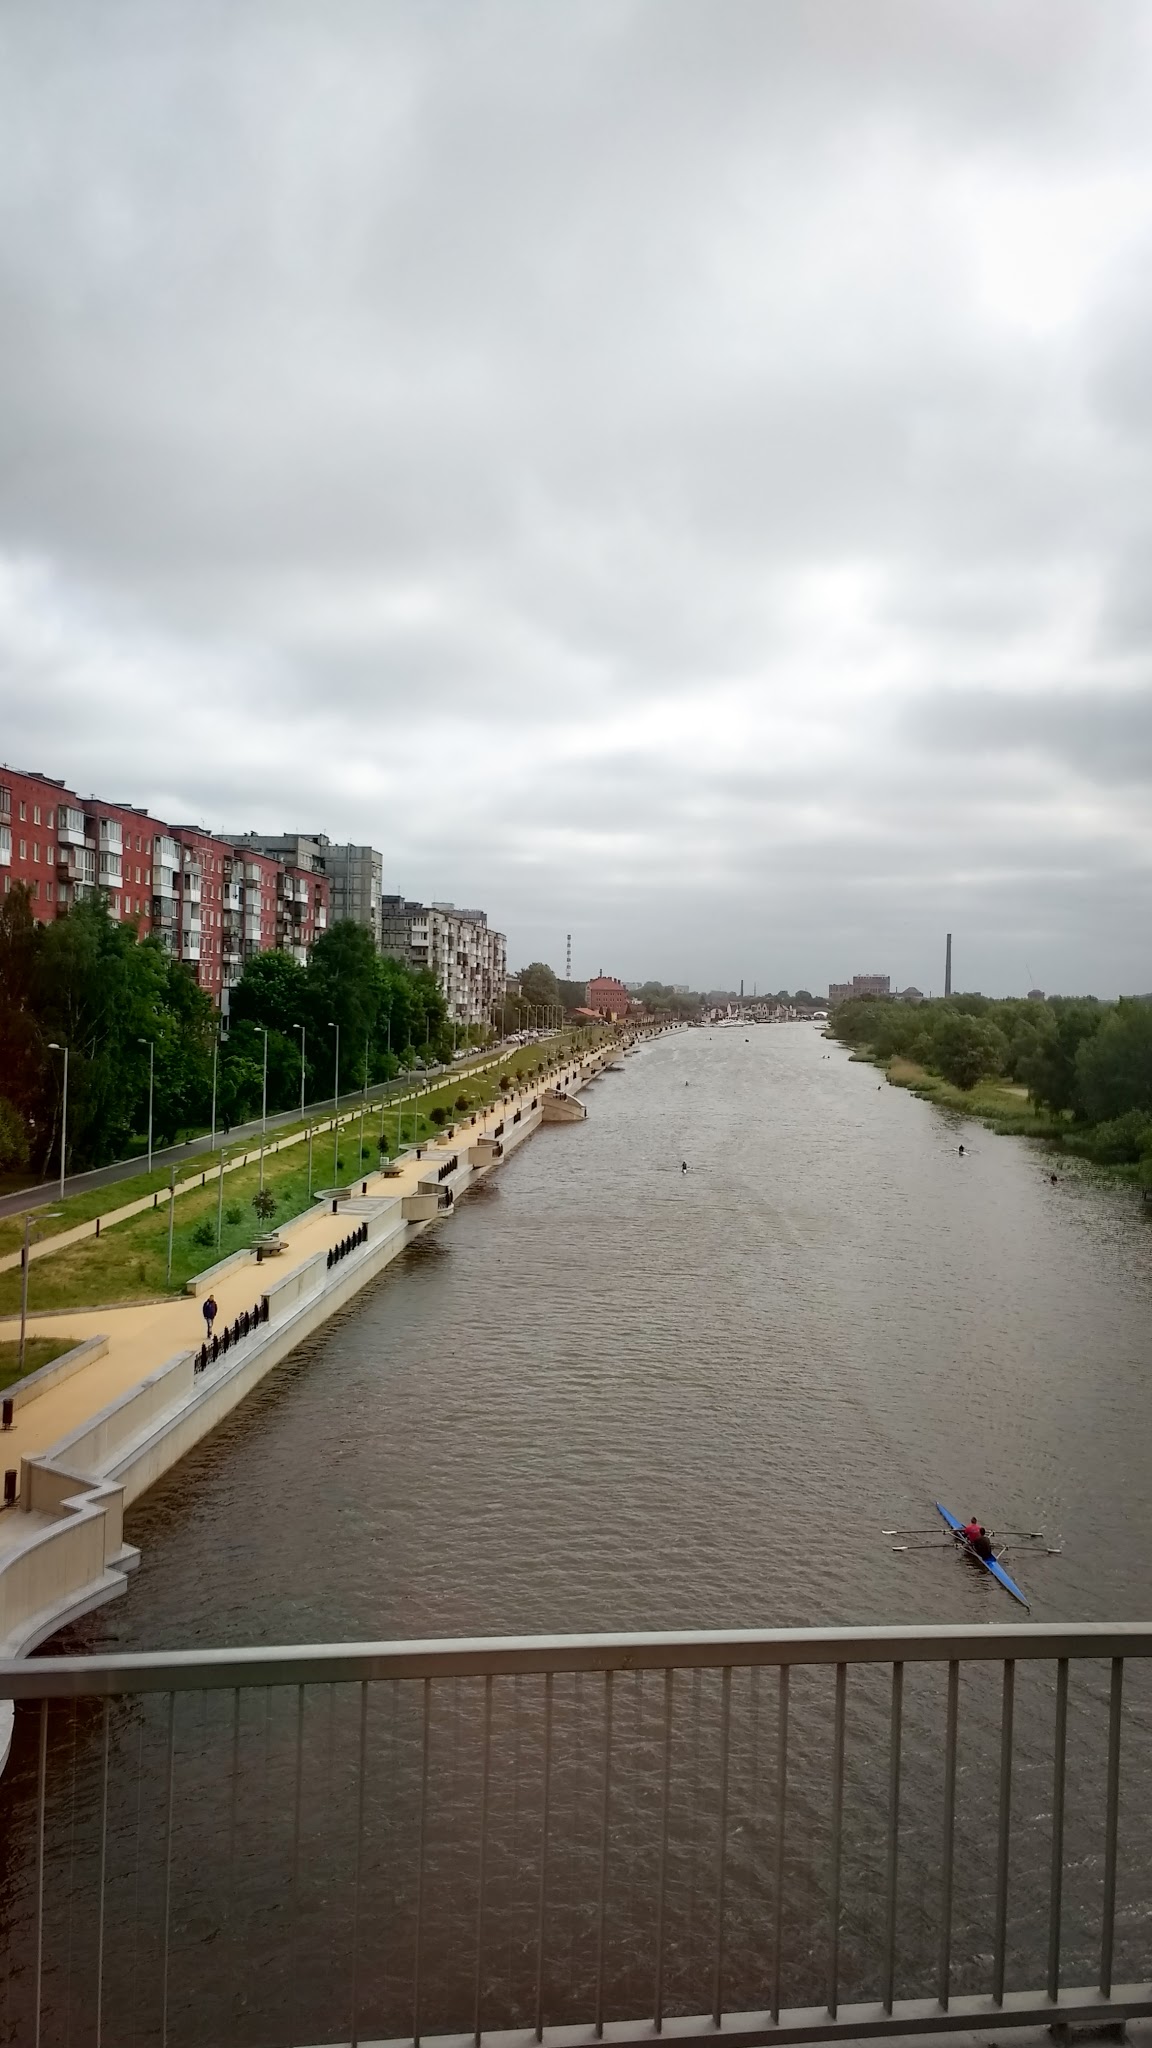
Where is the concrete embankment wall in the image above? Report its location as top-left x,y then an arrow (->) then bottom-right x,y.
0,1037 -> 651,1697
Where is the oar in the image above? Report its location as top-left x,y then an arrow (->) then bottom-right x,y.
882,1527 -> 940,1536
994,1528 -> 1045,1540
892,1542 -> 953,1552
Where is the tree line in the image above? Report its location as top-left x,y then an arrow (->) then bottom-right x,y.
0,885 -> 469,1178
829,991 -> 1152,1165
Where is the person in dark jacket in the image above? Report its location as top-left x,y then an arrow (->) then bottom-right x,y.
202,1293 -> 218,1338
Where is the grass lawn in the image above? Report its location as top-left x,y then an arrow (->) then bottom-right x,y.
0,1035 -> 589,1315
0,1335 -> 80,1393
0,1033 -> 587,1262
885,1056 -> 1067,1135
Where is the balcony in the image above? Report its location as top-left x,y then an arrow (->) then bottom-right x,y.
151,893 -> 177,926
0,828 -> 9,867
181,872 -> 202,902
3,1622 -> 1150,2048
56,810 -> 87,848
223,884 -> 242,911
180,933 -> 201,961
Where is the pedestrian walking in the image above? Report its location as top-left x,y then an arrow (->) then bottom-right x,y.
202,1293 -> 218,1338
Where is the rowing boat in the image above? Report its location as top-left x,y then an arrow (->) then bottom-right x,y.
935,1502 -> 1030,1610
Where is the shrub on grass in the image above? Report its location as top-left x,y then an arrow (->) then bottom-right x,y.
498,1075 -> 511,1090
454,1094 -> 469,1112
225,1204 -> 243,1227
252,1187 -> 277,1221
430,1106 -> 447,1128
191,1219 -> 216,1249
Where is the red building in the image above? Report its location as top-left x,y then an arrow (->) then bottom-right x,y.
2,760 -> 332,1007
587,973 -> 633,1020
0,767 -> 173,937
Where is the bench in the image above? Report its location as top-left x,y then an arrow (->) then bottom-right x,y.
254,1233 -> 286,1260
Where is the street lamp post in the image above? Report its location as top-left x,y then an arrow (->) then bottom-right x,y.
292,1023 -> 306,1116
259,1027 -> 269,1191
216,1148 -> 227,1248
210,1032 -> 219,1149
166,1165 -> 178,1284
47,1042 -> 68,1201
138,1038 -> 155,1174
329,1021 -> 340,1182
19,1211 -> 62,1375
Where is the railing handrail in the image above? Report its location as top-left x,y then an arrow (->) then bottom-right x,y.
5,1619 -> 1152,1698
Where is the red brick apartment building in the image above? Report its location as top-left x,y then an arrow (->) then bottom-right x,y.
1,766 -> 329,1008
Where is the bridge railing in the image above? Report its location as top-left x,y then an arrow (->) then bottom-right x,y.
1,1623 -> 1151,2048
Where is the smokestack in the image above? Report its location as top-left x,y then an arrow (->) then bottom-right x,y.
945,933 -> 952,997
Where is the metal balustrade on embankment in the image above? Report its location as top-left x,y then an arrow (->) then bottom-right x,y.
1,1623 -> 1151,2048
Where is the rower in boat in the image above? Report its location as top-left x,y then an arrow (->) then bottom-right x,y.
959,1516 -> 993,1561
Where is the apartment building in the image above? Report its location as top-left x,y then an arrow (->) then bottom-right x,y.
828,973 -> 892,1005
379,896 -> 507,1029
0,767 -> 175,938
221,833 -> 376,943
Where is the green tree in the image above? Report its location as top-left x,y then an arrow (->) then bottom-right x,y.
1017,1000 -> 1105,1115
1074,1001 -> 1152,1123
517,962 -> 560,1010
932,1013 -> 1007,1091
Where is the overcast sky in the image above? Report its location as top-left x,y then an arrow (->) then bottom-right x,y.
3,2 -> 1152,994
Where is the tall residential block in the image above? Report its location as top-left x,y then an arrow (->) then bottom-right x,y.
380,896 -> 507,1028
220,833 -> 379,948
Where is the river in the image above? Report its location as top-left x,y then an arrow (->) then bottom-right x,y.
65,1020 -> 1152,1644
5,1022 -> 1152,2046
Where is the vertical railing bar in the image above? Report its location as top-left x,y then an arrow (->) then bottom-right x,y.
349,1680 -> 369,2048
882,1662 -> 903,2014
290,1684 -> 305,2028
228,1688 -> 241,2021
938,1660 -> 959,2009
827,1662 -> 847,2019
654,1668 -> 673,2032
94,1697 -> 110,2048
160,1691 -> 176,2048
713,1667 -> 732,2026
771,1666 -> 789,2024
992,1660 -> 1015,2006
1100,1657 -> 1124,1998
534,1672 -> 554,2042
413,1677 -> 431,2048
1047,1658 -> 1068,2002
33,1697 -> 48,2048
473,1675 -> 493,2046
595,1668 -> 614,2039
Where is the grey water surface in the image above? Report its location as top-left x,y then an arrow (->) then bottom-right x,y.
70,1021 -> 1152,1644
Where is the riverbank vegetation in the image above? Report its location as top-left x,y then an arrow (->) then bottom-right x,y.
831,993 -> 1152,1180
0,884 -> 485,1181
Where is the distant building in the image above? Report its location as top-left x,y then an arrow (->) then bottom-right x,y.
897,986 -> 924,1005
828,974 -> 891,1004
380,896 -> 506,1029
1027,988 -> 1046,1002
588,972 -> 632,1020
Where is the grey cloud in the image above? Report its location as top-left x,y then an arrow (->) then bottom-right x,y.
3,1 -> 1152,995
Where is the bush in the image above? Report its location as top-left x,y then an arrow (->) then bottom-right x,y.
192,1219 -> 216,1249
933,1014 -> 1007,1091
429,1106 -> 447,1127
0,1097 -> 29,1172
225,1204 -> 243,1226
498,1075 -> 511,1090
377,1136 -> 391,1159
252,1187 -> 277,1221
1080,1110 -> 1152,1164
454,1094 -> 469,1112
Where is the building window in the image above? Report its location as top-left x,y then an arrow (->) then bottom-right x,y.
19,800 -> 26,821
19,839 -> 26,860
46,844 -> 54,864
45,808 -> 53,829
33,804 -> 40,825
45,880 -> 53,901
32,878 -> 40,899
32,843 -> 40,863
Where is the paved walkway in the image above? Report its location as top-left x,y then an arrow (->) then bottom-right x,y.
0,1059 -> 588,1471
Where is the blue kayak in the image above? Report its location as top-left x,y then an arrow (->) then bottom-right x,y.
936,1502 -> 1031,1610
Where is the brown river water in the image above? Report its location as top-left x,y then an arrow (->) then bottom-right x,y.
4,1023 -> 1152,2046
